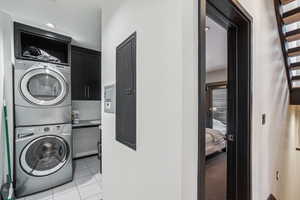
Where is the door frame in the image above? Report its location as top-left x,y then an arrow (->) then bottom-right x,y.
198,1 -> 253,200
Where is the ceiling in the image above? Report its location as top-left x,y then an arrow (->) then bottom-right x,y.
206,17 -> 227,72
0,0 -> 102,51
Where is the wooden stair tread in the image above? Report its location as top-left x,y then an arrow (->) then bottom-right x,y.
288,46 -> 300,57
281,0 -> 296,5
292,75 -> 300,81
283,7 -> 300,24
286,29 -> 300,42
290,62 -> 300,69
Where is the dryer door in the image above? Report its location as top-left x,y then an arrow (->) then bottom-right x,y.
20,136 -> 70,177
20,66 -> 68,106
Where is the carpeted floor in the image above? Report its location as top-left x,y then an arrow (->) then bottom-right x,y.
205,152 -> 227,200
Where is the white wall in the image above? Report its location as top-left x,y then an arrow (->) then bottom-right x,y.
0,11 -> 6,186
206,69 -> 227,83
280,107 -> 300,200
102,0 -> 293,200
0,0 -> 102,51
181,0 -> 198,199
0,11 -> 14,186
237,0 -> 290,199
102,0 -> 198,199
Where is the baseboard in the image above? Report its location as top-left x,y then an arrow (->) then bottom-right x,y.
267,194 -> 277,200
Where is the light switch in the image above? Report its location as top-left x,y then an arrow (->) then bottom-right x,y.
262,114 -> 266,125
104,84 -> 115,113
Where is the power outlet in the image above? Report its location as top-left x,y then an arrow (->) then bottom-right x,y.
276,171 -> 280,181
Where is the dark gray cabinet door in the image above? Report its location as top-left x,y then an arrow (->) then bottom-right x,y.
116,33 -> 136,150
71,48 -> 87,100
71,46 -> 101,100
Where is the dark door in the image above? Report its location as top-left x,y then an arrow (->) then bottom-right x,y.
116,33 -> 136,150
198,1 -> 252,200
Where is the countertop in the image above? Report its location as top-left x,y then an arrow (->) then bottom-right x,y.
72,119 -> 101,129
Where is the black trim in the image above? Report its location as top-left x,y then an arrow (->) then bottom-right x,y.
14,22 -> 71,44
14,22 -> 72,66
72,124 -> 100,129
198,1 -> 252,200
198,0 -> 207,199
71,45 -> 101,55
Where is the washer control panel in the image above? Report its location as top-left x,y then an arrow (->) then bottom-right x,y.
16,124 -> 72,139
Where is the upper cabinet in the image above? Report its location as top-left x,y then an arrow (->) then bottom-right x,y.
14,22 -> 72,66
71,46 -> 101,100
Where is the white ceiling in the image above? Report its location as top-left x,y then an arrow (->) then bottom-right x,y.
206,17 -> 227,72
0,0 -> 102,51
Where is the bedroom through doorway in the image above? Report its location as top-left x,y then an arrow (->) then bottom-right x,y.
205,16 -> 228,200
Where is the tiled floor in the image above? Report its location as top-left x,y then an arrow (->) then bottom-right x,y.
17,156 -> 103,200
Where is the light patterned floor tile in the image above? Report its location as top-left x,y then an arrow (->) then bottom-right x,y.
18,156 -> 102,200
24,189 -> 53,200
53,181 -> 77,195
76,176 -> 98,189
74,167 -> 92,180
83,194 -> 102,200
53,188 -> 80,200
77,180 -> 101,199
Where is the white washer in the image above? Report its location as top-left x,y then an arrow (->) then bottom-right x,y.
15,124 -> 73,198
14,59 -> 71,127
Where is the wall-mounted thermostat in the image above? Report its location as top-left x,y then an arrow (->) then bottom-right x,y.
104,84 -> 115,113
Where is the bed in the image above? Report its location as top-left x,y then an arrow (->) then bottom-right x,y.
206,119 -> 227,156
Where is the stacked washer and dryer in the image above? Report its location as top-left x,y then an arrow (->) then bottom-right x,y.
14,59 -> 73,197
13,24 -> 73,198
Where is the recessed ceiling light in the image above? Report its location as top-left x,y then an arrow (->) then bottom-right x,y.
46,23 -> 55,28
205,26 -> 210,31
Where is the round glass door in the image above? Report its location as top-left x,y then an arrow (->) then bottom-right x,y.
20,66 -> 68,106
20,136 -> 69,177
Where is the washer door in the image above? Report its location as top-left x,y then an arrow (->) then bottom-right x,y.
20,136 -> 70,177
20,66 -> 68,106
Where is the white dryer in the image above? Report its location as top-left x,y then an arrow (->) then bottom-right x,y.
14,59 -> 71,126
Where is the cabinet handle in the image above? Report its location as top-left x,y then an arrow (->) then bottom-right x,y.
88,86 -> 90,98
84,86 -> 87,97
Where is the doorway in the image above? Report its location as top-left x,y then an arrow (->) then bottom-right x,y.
205,16 -> 228,200
198,1 -> 252,200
